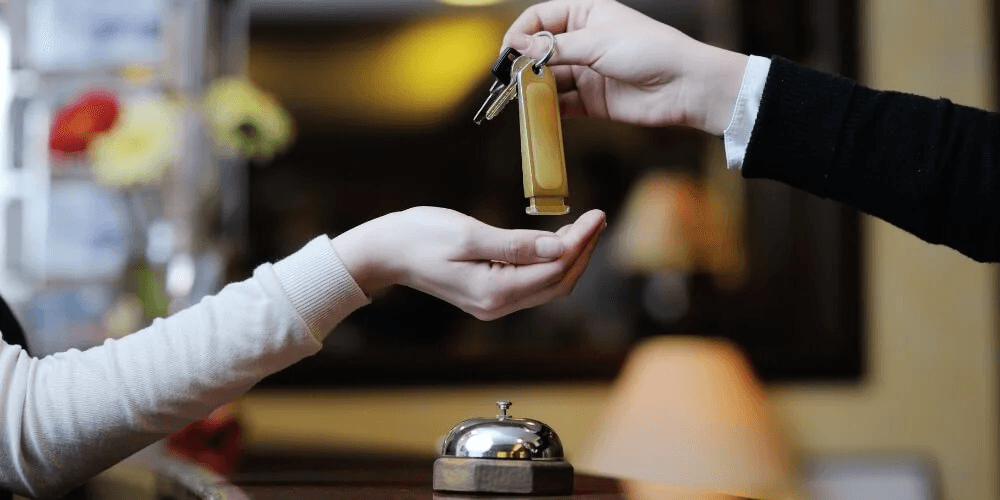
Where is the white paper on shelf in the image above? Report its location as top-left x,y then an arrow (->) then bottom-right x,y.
27,0 -> 164,71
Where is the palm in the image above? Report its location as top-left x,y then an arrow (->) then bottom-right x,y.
377,207 -> 605,321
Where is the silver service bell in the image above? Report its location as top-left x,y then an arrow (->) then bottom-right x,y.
433,401 -> 574,495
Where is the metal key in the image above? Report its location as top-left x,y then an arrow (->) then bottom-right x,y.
473,47 -> 527,124
489,47 -> 522,88
482,56 -> 534,123
473,80 -> 509,125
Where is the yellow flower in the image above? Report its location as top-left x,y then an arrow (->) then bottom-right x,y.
203,78 -> 293,161
90,98 -> 179,188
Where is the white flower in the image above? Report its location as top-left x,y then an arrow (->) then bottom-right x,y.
89,97 -> 179,188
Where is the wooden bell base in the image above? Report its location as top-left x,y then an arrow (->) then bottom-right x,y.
432,457 -> 574,495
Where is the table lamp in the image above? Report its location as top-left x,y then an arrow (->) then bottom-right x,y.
579,336 -> 801,500
611,169 -> 746,290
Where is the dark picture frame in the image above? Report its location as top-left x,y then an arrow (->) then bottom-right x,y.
237,0 -> 864,387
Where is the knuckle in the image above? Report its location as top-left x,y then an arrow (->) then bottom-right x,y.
479,295 -> 502,315
506,238 -> 532,263
471,303 -> 500,322
478,290 -> 512,318
504,239 -> 518,263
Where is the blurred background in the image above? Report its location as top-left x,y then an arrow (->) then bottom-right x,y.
0,0 -> 995,499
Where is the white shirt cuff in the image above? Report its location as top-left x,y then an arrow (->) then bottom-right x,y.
272,235 -> 371,343
723,55 -> 772,170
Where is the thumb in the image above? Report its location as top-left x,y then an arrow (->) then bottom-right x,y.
468,227 -> 566,264
506,29 -> 603,68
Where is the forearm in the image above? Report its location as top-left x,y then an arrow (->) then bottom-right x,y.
742,57 -> 1000,262
0,236 -> 368,498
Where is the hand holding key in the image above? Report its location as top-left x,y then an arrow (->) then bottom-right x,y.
502,0 -> 748,136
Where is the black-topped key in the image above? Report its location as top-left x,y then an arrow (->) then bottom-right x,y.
474,47 -> 523,124
490,47 -> 522,86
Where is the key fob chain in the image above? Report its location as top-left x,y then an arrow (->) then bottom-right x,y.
475,32 -> 570,216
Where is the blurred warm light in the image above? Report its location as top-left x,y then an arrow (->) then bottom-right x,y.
612,170 -> 746,289
580,336 -> 801,500
249,13 -> 506,128
372,14 -> 502,117
612,170 -> 698,273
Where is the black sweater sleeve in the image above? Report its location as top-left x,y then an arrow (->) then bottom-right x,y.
742,56 -> 1000,262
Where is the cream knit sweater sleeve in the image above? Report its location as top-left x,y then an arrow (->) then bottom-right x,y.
0,235 -> 369,498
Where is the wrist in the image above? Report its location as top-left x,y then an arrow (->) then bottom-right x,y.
688,45 -> 749,136
330,216 -> 398,296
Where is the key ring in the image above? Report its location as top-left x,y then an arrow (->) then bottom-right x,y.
532,31 -> 556,74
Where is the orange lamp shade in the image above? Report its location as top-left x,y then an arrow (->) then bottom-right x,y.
579,337 -> 801,500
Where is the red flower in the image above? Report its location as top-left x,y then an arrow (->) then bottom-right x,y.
166,403 -> 244,476
49,89 -> 120,154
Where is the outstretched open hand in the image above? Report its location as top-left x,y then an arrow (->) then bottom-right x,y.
332,207 -> 606,321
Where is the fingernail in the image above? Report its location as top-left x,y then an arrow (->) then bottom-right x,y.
535,237 -> 565,258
